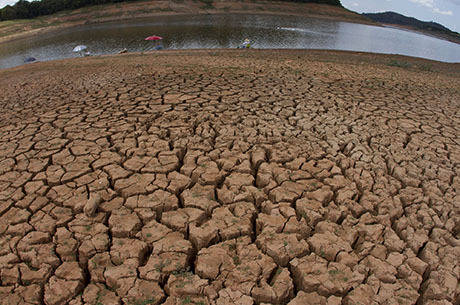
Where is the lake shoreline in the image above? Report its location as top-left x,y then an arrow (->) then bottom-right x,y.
0,0 -> 376,45
382,23 -> 460,45
4,48 -> 458,75
1,0 -> 458,46
0,10 -> 371,45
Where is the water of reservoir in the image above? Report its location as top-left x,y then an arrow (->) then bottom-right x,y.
1,14 -> 459,69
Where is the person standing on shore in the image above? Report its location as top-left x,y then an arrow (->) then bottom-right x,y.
242,38 -> 251,49
237,38 -> 251,49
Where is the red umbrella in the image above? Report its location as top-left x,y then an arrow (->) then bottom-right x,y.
145,36 -> 163,41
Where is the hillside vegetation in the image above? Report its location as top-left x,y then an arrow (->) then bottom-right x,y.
363,11 -> 460,43
0,0 -> 341,21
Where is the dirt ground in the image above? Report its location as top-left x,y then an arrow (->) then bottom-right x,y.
0,49 -> 459,305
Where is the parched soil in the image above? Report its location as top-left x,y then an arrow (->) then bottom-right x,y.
0,49 -> 459,305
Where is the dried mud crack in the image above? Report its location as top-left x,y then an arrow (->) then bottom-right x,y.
0,49 -> 459,305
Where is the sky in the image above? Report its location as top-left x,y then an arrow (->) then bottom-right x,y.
341,0 -> 460,32
0,0 -> 459,32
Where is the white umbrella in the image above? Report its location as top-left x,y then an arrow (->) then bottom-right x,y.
73,45 -> 87,52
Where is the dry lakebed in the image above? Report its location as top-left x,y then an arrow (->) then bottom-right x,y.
0,49 -> 459,305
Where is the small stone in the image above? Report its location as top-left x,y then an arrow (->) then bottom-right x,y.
84,193 -> 101,217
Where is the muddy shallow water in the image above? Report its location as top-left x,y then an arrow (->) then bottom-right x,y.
1,14 -> 460,69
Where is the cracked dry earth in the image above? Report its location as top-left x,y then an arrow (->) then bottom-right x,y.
0,49 -> 459,305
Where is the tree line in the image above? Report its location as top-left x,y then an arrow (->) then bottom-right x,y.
1,0 -> 131,21
0,0 -> 342,21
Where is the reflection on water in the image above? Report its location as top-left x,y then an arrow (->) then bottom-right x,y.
0,14 -> 459,69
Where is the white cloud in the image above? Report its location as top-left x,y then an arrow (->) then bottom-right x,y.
433,8 -> 453,15
409,0 -> 434,8
410,0 -> 455,16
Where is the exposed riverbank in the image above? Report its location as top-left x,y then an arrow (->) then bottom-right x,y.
0,49 -> 458,305
0,0 -> 374,44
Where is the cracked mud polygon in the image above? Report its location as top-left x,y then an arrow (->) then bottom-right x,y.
0,50 -> 458,305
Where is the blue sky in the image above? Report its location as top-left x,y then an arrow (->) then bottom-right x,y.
0,0 -> 459,32
341,0 -> 460,32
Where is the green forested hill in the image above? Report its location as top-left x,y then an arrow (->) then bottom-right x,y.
363,12 -> 459,39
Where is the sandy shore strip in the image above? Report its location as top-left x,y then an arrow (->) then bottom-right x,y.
0,49 -> 459,304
